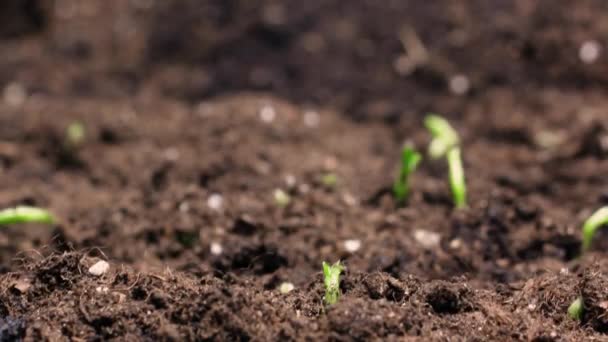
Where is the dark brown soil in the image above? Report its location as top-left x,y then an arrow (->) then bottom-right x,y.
1,0 -> 608,340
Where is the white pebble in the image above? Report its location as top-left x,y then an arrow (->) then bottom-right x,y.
413,229 -> 441,249
343,239 -> 361,253
210,242 -> 223,255
285,174 -> 297,188
303,111 -> 320,127
449,74 -> 470,95
279,282 -> 295,294
178,202 -> 190,213
89,260 -> 110,276
259,105 -> 276,123
163,148 -> 180,161
3,82 -> 26,107
579,40 -> 601,64
207,193 -> 223,211
449,238 -> 462,250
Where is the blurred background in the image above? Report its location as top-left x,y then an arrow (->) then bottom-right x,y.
2,0 -> 608,121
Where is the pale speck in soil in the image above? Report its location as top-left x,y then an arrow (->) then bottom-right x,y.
207,194 -> 223,211
260,105 -> 276,123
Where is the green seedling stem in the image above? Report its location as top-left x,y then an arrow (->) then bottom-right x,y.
568,297 -> 583,321
447,147 -> 467,208
0,206 -> 55,226
322,261 -> 344,306
393,145 -> 422,204
425,114 -> 467,208
581,206 -> 608,253
424,114 -> 459,159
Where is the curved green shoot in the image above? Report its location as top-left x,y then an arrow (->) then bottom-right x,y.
322,261 -> 344,306
0,206 -> 55,226
393,146 -> 422,204
447,147 -> 467,208
582,206 -> 608,253
424,114 -> 459,159
65,121 -> 86,148
568,297 -> 583,320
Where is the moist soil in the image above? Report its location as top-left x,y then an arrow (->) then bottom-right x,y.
1,0 -> 608,340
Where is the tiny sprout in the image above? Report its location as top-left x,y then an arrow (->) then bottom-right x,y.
322,261 -> 343,306
424,114 -> 467,208
447,147 -> 467,208
279,282 -> 295,294
393,145 -> 422,204
568,297 -> 583,320
0,206 -> 55,226
65,121 -> 86,148
273,189 -> 291,208
581,206 -> 608,253
424,114 -> 459,159
321,173 -> 338,188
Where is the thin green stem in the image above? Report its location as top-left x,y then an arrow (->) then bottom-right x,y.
0,206 -> 55,226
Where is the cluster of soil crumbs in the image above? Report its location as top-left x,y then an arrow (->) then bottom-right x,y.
1,0 -> 608,340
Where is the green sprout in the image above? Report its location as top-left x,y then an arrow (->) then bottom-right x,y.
424,114 -> 459,159
425,114 -> 467,208
65,121 -> 86,148
568,297 -> 583,321
447,147 -> 466,208
322,261 -> 344,306
0,206 -> 55,226
581,206 -> 608,253
273,189 -> 291,208
393,145 -> 422,204
321,173 -> 338,188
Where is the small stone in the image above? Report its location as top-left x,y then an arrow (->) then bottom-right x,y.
89,260 -> 110,276
414,229 -> 441,249
279,282 -> 295,294
285,174 -> 297,188
207,194 -> 223,211
343,239 -> 362,253
3,82 -> 26,107
303,111 -> 320,127
449,74 -> 470,95
579,40 -> 601,64
449,238 -> 462,249
259,105 -> 276,123
210,242 -> 223,255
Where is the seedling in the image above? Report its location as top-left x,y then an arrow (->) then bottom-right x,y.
581,206 -> 608,253
65,121 -> 86,149
322,261 -> 343,306
424,114 -> 459,159
321,173 -> 338,188
273,189 -> 291,208
424,114 -> 467,208
568,297 -> 583,320
393,145 -> 422,204
0,206 -> 55,226
447,147 -> 466,208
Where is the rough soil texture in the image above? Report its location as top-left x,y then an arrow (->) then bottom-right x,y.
1,0 -> 608,340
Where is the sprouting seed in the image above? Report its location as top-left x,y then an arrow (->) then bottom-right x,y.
0,206 -> 55,226
424,114 -> 467,208
321,173 -> 338,188
273,189 -> 291,208
447,147 -> 467,208
65,121 -> 86,148
393,145 -> 422,204
424,114 -> 459,159
568,297 -> 583,320
322,261 -> 344,306
581,206 -> 608,253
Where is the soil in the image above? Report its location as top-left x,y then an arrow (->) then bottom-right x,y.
1,0 -> 608,340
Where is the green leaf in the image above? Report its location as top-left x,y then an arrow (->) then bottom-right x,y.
322,261 -> 344,306
425,114 -> 459,159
